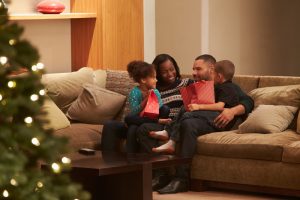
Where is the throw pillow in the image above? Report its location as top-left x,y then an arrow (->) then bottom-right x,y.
93,69 -> 107,88
40,97 -> 70,131
249,84 -> 300,108
105,70 -> 137,121
66,83 -> 126,124
41,67 -> 94,113
238,105 -> 298,133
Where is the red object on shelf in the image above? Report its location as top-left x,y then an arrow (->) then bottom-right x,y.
36,0 -> 65,14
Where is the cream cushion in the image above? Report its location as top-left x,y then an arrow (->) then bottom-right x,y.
66,83 -> 126,124
239,105 -> 298,133
93,69 -> 107,88
249,84 -> 300,108
41,67 -> 94,113
41,97 -> 70,131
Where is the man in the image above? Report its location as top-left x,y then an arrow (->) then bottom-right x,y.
136,54 -> 254,194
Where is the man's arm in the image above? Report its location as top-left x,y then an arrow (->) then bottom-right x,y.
214,94 -> 254,128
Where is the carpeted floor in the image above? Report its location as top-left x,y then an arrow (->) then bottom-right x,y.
153,190 -> 292,200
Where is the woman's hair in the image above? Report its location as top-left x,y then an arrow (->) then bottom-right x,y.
127,60 -> 155,83
152,54 -> 181,84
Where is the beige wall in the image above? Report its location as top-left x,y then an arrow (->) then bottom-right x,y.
144,0 -> 156,63
156,0 -> 202,74
8,0 -> 71,73
209,0 -> 300,76
156,0 -> 300,76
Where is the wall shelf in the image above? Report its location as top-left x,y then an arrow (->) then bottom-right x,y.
9,13 -> 97,20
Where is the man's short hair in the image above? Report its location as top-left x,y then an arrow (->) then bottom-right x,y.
195,54 -> 216,65
215,60 -> 235,81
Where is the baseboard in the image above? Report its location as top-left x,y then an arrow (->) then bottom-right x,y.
190,179 -> 300,198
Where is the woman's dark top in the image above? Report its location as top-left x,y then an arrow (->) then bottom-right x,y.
158,78 -> 194,119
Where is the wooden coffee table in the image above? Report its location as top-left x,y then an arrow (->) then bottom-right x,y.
67,151 -> 191,200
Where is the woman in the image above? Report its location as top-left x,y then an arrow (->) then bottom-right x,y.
136,54 -> 193,153
100,54 -> 192,153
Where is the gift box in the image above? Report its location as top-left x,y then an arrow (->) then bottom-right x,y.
180,81 -> 215,111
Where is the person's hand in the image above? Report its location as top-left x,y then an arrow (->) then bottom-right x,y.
142,90 -> 150,99
188,104 -> 200,111
214,108 -> 235,128
158,118 -> 172,125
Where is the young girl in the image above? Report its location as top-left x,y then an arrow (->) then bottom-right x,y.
125,60 -> 170,153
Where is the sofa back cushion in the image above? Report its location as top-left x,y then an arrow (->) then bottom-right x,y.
105,70 -> 137,120
232,75 -> 260,94
42,67 -> 94,113
259,76 -> 300,88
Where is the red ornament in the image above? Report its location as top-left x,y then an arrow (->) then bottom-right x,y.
36,0 -> 65,14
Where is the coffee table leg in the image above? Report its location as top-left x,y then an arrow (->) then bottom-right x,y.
143,163 -> 152,200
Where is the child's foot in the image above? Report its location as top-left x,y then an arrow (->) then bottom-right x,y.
149,130 -> 169,141
152,140 -> 175,154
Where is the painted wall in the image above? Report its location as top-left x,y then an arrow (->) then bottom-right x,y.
9,0 -> 153,73
156,0 -> 300,76
143,0 -> 156,63
155,0 -> 202,74
8,0 -> 71,73
209,0 -> 300,76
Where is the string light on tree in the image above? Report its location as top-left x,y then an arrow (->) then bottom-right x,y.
31,65 -> 37,71
10,179 -> 18,186
2,190 -> 9,198
0,94 -> 2,101
31,137 -> 40,146
39,89 -> 45,96
37,181 -> 43,188
51,163 -> 61,173
62,157 -> 71,164
30,94 -> 39,101
36,63 -> 44,70
0,56 -> 8,65
7,81 -> 16,88
24,117 -> 33,124
9,39 -> 16,46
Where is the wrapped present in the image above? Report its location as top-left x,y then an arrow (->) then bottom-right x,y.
140,90 -> 159,119
180,81 -> 215,111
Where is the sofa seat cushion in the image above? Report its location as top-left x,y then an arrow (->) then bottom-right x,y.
282,141 -> 300,164
53,123 -> 103,150
197,130 -> 300,162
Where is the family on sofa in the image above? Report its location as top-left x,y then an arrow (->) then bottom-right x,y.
100,54 -> 254,194
41,52 -> 300,197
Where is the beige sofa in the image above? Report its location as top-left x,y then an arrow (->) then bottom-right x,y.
42,68 -> 300,197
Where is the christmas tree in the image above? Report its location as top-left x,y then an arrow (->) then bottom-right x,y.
0,1 -> 90,199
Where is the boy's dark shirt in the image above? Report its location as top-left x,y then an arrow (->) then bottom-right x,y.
215,80 -> 239,108
214,80 -> 254,130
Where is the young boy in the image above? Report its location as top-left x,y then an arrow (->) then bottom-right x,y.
150,60 -> 240,153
